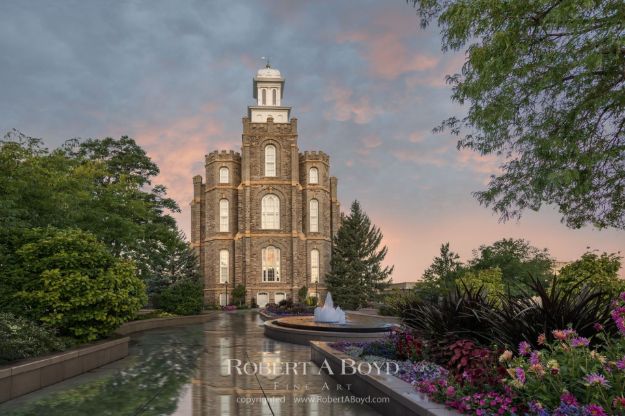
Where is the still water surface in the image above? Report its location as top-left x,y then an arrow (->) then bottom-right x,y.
0,311 -> 380,415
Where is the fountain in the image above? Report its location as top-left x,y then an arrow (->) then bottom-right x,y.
314,292 -> 346,324
263,292 -> 398,345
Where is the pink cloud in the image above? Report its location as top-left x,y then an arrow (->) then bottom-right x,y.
357,134 -> 382,156
390,144 -> 450,167
324,83 -> 380,124
336,11 -> 439,80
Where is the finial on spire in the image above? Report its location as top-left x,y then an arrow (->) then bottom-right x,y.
261,56 -> 271,68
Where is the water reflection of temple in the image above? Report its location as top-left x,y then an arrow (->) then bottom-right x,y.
190,312 -> 369,416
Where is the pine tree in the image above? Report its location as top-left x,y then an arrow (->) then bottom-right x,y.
325,200 -> 393,310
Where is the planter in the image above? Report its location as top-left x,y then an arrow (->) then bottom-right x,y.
114,312 -> 216,336
310,341 -> 460,416
0,337 -> 129,403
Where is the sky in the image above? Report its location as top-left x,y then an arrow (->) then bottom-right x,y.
1,0 -> 623,282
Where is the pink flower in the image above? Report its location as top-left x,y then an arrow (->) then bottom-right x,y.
537,333 -> 546,345
613,397 -> 625,409
583,373 -> 610,388
518,341 -> 531,356
612,306 -> 625,335
583,404 -> 607,416
445,386 -> 456,397
593,322 -> 604,332
560,392 -> 578,406
552,329 -> 576,340
570,337 -> 590,348
529,351 -> 541,365
515,367 -> 526,384
616,357 -> 625,371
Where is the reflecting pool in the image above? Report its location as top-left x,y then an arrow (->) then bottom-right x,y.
0,311 -> 380,415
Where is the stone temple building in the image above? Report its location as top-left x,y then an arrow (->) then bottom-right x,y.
190,65 -> 340,307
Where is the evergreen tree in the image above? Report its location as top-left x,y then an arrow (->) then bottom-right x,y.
325,200 -> 393,310
417,242 -> 464,299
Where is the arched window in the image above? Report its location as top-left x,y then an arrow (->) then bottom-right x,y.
264,144 -> 276,177
262,89 -> 267,105
219,249 -> 229,283
311,249 -> 320,283
272,89 -> 276,105
309,199 -> 319,232
309,167 -> 319,184
262,246 -> 280,282
219,167 -> 229,183
219,199 -> 229,232
261,194 -> 280,229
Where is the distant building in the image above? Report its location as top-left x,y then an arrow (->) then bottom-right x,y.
384,282 -> 418,293
190,65 -> 341,307
552,261 -> 572,275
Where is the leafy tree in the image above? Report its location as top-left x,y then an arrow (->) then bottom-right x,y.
157,280 -> 204,315
325,200 -> 393,310
8,228 -> 146,341
232,284 -> 246,307
468,238 -> 553,294
417,242 -> 464,299
457,267 -> 505,303
558,251 -> 624,296
409,0 -> 625,229
0,131 -> 193,295
297,285 -> 308,303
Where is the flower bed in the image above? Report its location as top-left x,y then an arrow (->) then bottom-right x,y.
330,292 -> 625,416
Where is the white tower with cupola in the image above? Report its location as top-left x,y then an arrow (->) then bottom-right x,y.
248,63 -> 291,123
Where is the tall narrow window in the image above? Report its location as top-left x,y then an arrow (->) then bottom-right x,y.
262,246 -> 280,282
272,89 -> 276,105
219,199 -> 229,232
219,249 -> 229,283
261,194 -> 280,229
309,199 -> 319,232
219,167 -> 229,183
262,89 -> 266,105
311,249 -> 320,283
309,167 -> 319,184
264,145 -> 276,176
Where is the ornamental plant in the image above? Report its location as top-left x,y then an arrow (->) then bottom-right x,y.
11,228 -> 147,341
503,292 -> 625,415
444,339 -> 504,387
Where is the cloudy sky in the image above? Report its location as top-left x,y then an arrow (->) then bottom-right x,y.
1,0 -> 623,281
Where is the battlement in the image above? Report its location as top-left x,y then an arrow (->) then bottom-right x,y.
206,149 -> 242,163
299,150 -> 329,163
242,116 -> 298,135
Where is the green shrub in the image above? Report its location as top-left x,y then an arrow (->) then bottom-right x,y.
10,228 -> 147,341
232,284 -> 246,306
158,280 -> 203,315
0,313 -> 71,365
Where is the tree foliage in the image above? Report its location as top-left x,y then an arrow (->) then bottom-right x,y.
457,267 -> 504,303
326,200 -> 393,310
417,242 -> 464,299
410,0 -> 625,229
558,251 -> 624,295
468,238 -> 554,293
6,228 -> 146,341
0,130 -> 197,297
157,280 -> 204,316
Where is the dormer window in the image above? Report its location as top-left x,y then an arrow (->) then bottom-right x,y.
309,167 -> 318,184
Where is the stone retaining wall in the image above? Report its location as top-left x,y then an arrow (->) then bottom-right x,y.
114,312 -> 216,336
0,337 -> 128,403
1,312 -> 218,404
310,341 -> 459,416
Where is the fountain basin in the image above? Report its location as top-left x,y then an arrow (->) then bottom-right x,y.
264,313 -> 397,345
